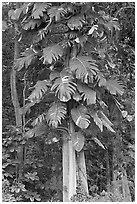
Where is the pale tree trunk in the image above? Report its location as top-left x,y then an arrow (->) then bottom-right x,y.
77,150 -> 88,194
10,2 -> 24,180
68,140 -> 76,200
63,137 -> 69,202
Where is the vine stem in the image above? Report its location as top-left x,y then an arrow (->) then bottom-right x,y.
115,6 -> 135,18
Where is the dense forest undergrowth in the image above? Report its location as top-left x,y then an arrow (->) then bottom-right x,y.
2,2 -> 135,202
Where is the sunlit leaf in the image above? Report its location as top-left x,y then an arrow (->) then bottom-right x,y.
15,48 -> 37,71
48,6 -> 67,21
46,102 -> 67,128
106,79 -> 124,95
92,137 -> 106,149
28,80 -> 49,102
71,105 -> 90,129
77,83 -> 96,105
32,3 -> 51,19
41,44 -> 64,64
67,15 -> 85,30
51,70 -> 76,102
69,56 -> 99,83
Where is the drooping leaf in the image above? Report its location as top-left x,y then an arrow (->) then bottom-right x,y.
31,113 -> 47,127
69,56 -> 99,83
28,80 -> 49,102
51,70 -> 76,102
98,111 -> 115,132
23,19 -> 41,30
41,44 -> 64,64
92,137 -> 106,149
46,102 -> 67,128
32,3 -> 51,19
48,6 -> 67,21
71,105 -> 90,129
67,15 -> 85,30
77,83 -> 96,105
90,111 -> 103,132
15,48 -> 37,71
106,79 -> 124,95
71,131 -> 85,152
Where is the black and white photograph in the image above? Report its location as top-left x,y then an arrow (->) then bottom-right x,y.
2,1 -> 135,202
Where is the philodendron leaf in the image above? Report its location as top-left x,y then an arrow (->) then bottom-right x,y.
71,105 -> 90,129
69,55 -> 99,83
32,3 -> 50,19
48,6 -> 67,21
15,48 -> 37,71
28,80 -> 49,102
67,15 -> 85,30
46,102 -> 67,128
71,131 -> 84,152
90,111 -> 103,132
98,111 -> 115,133
77,83 -> 96,105
41,44 -> 64,64
106,79 -> 124,95
51,70 -> 76,102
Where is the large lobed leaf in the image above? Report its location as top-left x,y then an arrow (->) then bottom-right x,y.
106,79 -> 124,95
41,44 -> 64,64
28,80 -> 49,102
69,56 -> 99,83
51,70 -> 76,102
71,105 -> 90,129
67,15 -> 85,30
90,110 -> 115,132
47,6 -> 67,21
77,83 -> 96,105
46,102 -> 67,128
32,3 -> 51,19
15,48 -> 37,71
23,19 -> 41,30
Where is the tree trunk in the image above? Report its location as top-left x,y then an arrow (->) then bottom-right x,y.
10,2 -> 23,180
63,137 -> 69,202
68,140 -> 76,200
77,150 -> 88,194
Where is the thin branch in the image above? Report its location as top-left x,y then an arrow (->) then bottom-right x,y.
115,6 -> 135,18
